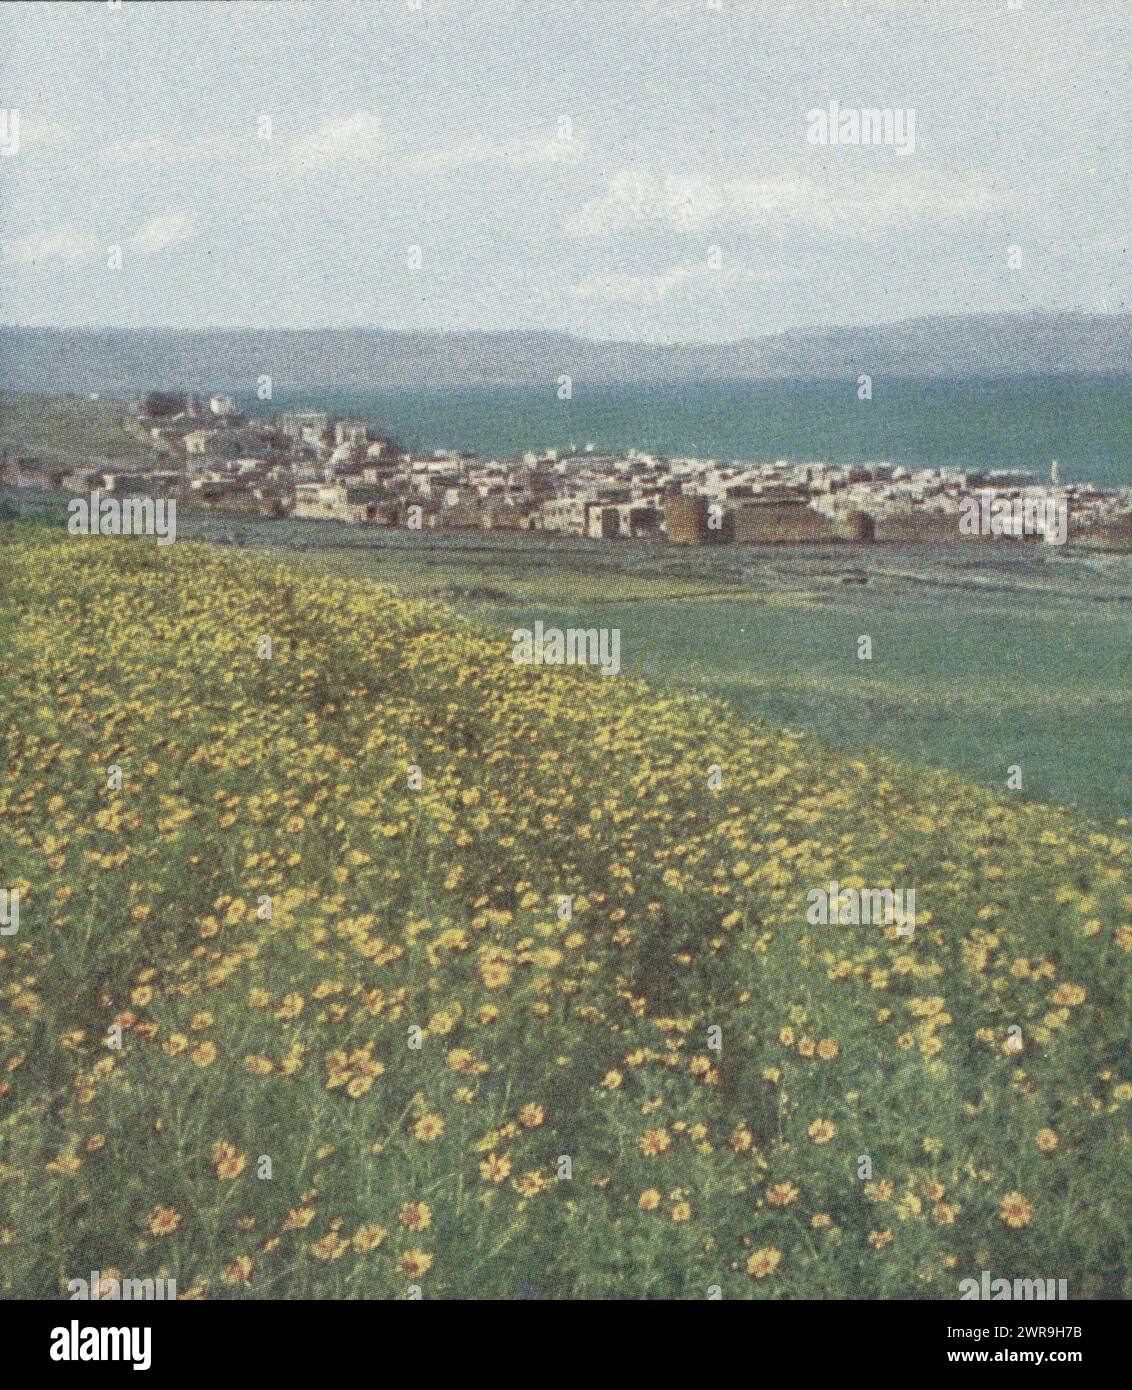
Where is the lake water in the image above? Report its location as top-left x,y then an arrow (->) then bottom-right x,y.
235,376 -> 1132,487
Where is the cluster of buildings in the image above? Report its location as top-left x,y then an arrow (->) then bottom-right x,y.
4,391 -> 1132,548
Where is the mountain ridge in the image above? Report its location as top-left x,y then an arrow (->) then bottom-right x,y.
2,312 -> 1130,393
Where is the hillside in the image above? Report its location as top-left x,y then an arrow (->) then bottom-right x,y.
0,525 -> 1129,1298
2,313 -> 1131,393
0,390 -> 153,468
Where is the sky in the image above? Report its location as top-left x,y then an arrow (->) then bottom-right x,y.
0,0 -> 1128,343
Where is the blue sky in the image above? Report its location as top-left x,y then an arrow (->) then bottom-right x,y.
0,0 -> 1127,342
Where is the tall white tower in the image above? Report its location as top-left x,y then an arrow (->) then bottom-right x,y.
1050,459 -> 1060,488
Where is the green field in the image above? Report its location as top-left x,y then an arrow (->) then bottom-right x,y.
0,391 -> 153,468
271,528 -> 1132,823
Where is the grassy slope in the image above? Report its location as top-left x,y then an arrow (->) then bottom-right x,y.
0,391 -> 152,467
481,594 -> 1132,821
286,539 -> 1132,821
1,526 -> 1130,1299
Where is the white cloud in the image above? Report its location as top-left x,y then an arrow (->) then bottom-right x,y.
502,134 -> 584,168
289,111 -> 385,170
1,226 -> 99,267
402,131 -> 584,176
725,173 -> 992,233
569,259 -> 757,306
570,169 -> 993,238
3,212 -> 195,268
569,171 -> 723,237
100,134 -> 229,168
102,135 -> 172,167
97,115 -> 578,184
15,114 -> 69,150
129,210 -> 194,254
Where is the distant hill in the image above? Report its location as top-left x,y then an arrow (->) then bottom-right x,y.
1,313 -> 1130,394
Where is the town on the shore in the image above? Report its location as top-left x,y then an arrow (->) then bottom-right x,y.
5,390 -> 1132,547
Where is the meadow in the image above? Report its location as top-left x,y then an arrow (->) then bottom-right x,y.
269,520 -> 1132,822
0,392 -> 152,469
1,523 -> 1130,1299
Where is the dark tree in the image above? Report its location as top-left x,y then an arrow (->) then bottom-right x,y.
141,391 -> 187,418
